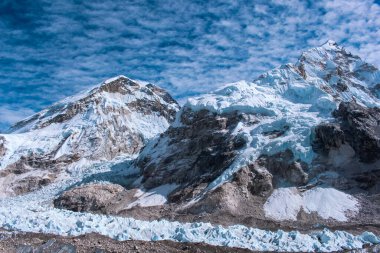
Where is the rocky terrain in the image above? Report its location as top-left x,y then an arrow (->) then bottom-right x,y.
0,41 -> 379,252
0,230 -> 262,253
2,230 -> 380,253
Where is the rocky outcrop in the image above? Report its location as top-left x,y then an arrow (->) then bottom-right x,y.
313,123 -> 345,154
0,154 -> 78,196
232,164 -> 273,197
54,184 -> 125,212
229,149 -> 309,198
314,101 -> 380,163
137,109 -> 253,192
256,150 -> 309,187
0,136 -> 5,158
312,101 -> 380,195
333,101 -> 380,163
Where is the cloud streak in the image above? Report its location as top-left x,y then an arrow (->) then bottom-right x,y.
0,0 -> 379,131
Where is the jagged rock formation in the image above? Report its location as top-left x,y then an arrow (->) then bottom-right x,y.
0,76 -> 179,196
333,101 -> 380,162
314,101 -> 380,163
312,100 -> 380,195
137,109 -> 250,191
0,136 -> 5,158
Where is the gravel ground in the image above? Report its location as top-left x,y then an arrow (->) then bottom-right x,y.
1,230 -> 380,253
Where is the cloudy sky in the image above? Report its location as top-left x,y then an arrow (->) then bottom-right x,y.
0,0 -> 379,131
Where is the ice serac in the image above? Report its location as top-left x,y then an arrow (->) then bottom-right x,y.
0,76 -> 179,197
133,41 -> 380,229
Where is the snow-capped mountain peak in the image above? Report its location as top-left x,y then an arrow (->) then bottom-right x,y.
135,41 -> 380,227
0,75 -> 179,196
8,75 -> 178,134
297,40 -> 379,92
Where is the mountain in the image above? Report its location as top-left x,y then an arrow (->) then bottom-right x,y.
56,41 -> 380,232
0,41 -> 380,252
0,76 -> 179,197
134,40 -> 379,192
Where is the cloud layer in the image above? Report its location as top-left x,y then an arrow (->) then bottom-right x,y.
0,0 -> 379,130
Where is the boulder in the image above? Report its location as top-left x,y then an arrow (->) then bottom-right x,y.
54,184 -> 125,212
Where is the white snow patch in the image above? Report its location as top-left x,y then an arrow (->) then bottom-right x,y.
127,184 -> 178,208
263,188 -> 303,221
302,187 -> 359,221
264,187 -> 359,222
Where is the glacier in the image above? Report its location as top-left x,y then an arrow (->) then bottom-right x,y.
0,157 -> 378,252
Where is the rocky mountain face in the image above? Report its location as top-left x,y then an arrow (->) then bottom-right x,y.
54,41 -> 380,234
0,76 -> 179,197
136,41 -> 379,196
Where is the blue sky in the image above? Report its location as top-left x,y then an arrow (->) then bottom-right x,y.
0,0 -> 379,131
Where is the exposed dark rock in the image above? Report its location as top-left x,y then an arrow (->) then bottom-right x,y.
168,183 -> 208,203
371,83 -> 380,98
126,98 -> 177,121
233,164 -> 273,197
137,109 -> 253,193
256,149 -> 309,186
313,123 -> 345,154
332,101 -> 380,163
0,154 -> 81,196
297,63 -> 307,79
12,176 -> 54,196
336,79 -> 349,92
146,83 -> 178,105
54,184 -> 125,212
0,136 -> 5,158
98,76 -> 139,94
352,170 -> 380,191
313,101 -> 380,163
